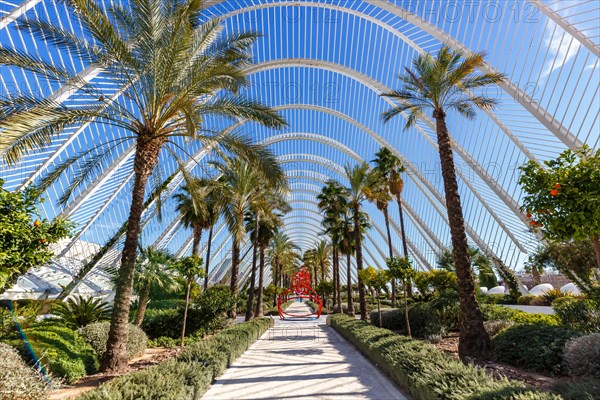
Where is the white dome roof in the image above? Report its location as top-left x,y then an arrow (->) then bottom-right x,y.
486,286 -> 506,295
529,283 -> 554,296
560,283 -> 581,295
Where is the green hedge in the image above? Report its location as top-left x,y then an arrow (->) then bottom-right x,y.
330,315 -> 559,400
79,318 -> 273,400
481,304 -> 559,326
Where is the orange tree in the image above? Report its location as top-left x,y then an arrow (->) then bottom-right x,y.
0,180 -> 71,293
519,146 -> 600,269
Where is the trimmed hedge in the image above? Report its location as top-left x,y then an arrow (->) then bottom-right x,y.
79,318 -> 273,400
330,315 -> 559,400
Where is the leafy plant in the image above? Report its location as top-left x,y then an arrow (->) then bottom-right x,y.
52,296 -> 111,328
359,266 -> 390,328
386,257 -> 415,335
78,321 -> 147,360
519,146 -> 600,273
173,255 -> 204,347
3,324 -> 98,383
0,180 -> 71,293
492,324 -> 579,375
0,342 -> 52,399
553,297 -> 600,333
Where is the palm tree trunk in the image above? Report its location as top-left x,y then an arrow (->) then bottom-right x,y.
593,234 -> 600,269
377,296 -> 382,328
383,206 -> 396,308
335,248 -> 342,312
331,256 -> 337,311
320,261 -> 325,286
181,279 -> 192,347
434,110 -> 490,360
255,246 -> 265,317
396,195 -> 412,297
273,257 -> 279,307
404,280 -> 411,337
346,252 -> 354,316
229,239 -> 240,319
245,216 -> 260,321
204,225 -> 213,290
134,284 -> 151,326
101,137 -> 162,373
191,225 -> 202,257
353,203 -> 367,320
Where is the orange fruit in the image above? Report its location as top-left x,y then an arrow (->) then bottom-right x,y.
550,189 -> 559,196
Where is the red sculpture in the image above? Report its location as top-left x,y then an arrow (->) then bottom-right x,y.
277,265 -> 323,319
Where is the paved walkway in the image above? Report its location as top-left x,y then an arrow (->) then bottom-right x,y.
203,301 -> 408,400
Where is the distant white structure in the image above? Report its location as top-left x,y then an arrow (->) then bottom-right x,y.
560,283 -> 581,295
529,283 -> 554,296
486,286 -> 507,295
0,239 -> 114,301
479,287 -> 488,294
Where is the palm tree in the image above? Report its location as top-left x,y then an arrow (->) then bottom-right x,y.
382,46 -> 505,360
364,170 -> 396,305
437,246 -> 497,290
245,188 -> 290,320
344,162 -> 376,320
268,232 -> 301,298
305,241 -> 332,303
255,214 -> 287,317
173,180 -> 214,258
133,246 -> 180,326
303,249 -> 319,287
210,157 -> 285,318
0,0 -> 287,372
317,180 -> 349,313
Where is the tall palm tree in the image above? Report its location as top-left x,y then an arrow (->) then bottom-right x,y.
344,162 -> 376,320
245,188 -> 289,320
173,180 -> 214,258
382,46 -> 505,360
313,241 -> 332,285
372,147 -> 411,300
268,232 -> 301,296
0,0 -> 287,372
133,246 -> 180,326
317,180 -> 349,312
202,195 -> 219,290
210,157 -> 285,318
364,170 -> 396,305
303,249 -> 319,287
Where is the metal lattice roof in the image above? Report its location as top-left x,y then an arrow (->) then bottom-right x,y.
1,0 -> 599,297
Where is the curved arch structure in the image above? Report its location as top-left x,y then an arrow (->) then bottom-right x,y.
0,0 -> 598,299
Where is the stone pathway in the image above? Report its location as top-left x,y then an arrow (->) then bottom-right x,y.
203,301 -> 409,400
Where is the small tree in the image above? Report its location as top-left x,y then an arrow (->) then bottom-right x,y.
358,266 -> 389,327
519,146 -> 600,269
316,280 -> 334,309
387,257 -> 415,337
0,180 -> 71,293
173,255 -> 204,347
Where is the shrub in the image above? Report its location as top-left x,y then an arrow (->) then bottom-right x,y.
330,315 -> 559,400
148,336 -> 179,348
2,324 -> 98,383
553,379 -> 600,400
80,318 -> 273,400
553,297 -> 600,333
481,304 -> 559,326
0,343 -> 51,400
517,295 -> 537,305
563,333 -> 600,378
492,324 -> 579,375
484,320 -> 515,338
480,294 -> 516,305
371,300 -> 456,338
78,321 -> 147,359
